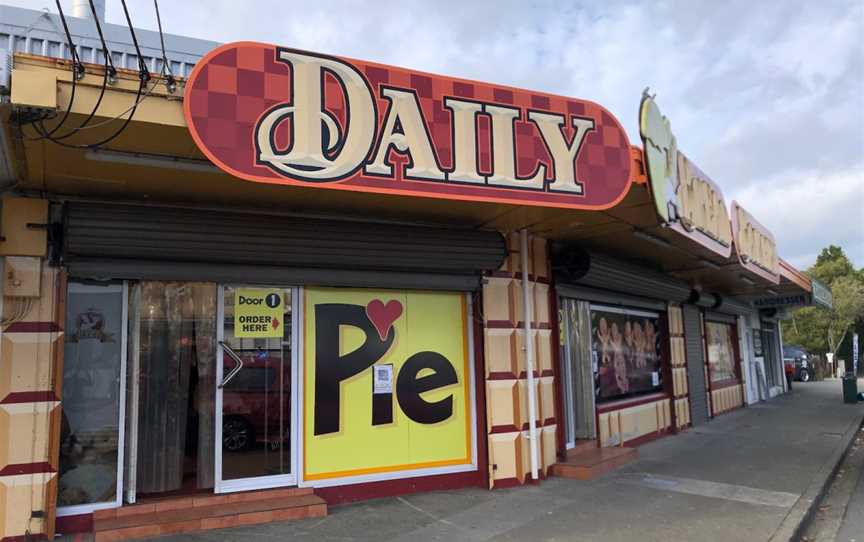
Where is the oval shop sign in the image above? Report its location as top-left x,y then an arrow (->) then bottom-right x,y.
184,42 -> 633,210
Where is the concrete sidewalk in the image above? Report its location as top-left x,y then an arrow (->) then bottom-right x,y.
134,379 -> 864,542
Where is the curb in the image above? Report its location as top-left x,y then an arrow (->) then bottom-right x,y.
768,411 -> 864,542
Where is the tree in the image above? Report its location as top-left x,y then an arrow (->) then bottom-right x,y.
783,246 -> 864,362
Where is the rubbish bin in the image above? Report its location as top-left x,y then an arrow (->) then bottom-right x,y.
842,375 -> 858,403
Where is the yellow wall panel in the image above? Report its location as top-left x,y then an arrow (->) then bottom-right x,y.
541,424 -> 557,471
483,277 -> 513,323
510,280 -> 528,325
9,266 -> 58,324
518,431 -> 530,481
600,399 -> 674,447
487,380 -> 520,429
0,333 -> 62,399
484,329 -> 517,376
0,198 -> 49,257
533,283 -> 550,326
489,433 -> 521,481
0,402 -> 59,469
539,376 -> 556,422
535,330 -> 552,374
0,473 -> 55,538
532,237 -> 548,280
514,329 -> 527,376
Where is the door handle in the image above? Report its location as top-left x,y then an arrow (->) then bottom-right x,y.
218,341 -> 244,389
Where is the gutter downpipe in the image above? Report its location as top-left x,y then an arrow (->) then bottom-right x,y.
520,228 -> 540,481
777,320 -> 788,393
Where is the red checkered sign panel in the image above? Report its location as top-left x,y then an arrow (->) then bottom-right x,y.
731,201 -> 780,284
184,41 -> 633,209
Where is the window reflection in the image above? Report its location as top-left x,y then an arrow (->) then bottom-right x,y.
221,287 -> 292,480
58,282 -> 123,507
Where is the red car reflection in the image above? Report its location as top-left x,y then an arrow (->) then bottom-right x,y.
222,351 -> 290,452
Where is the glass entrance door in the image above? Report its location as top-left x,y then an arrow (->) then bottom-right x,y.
215,285 -> 297,492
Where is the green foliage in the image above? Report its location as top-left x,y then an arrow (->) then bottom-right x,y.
782,246 -> 864,359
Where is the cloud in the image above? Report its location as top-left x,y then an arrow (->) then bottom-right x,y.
10,0 -> 864,268
730,167 -> 864,269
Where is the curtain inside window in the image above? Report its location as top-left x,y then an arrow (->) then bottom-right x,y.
134,281 -> 216,494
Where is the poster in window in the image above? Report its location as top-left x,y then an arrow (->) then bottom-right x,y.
707,321 -> 737,382
591,307 -> 662,401
752,329 -> 763,357
59,282 -> 123,507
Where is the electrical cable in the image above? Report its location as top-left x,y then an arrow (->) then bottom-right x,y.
121,0 -> 151,84
30,77 -> 146,149
153,0 -> 177,93
30,0 -> 85,139
27,0 -> 151,149
89,0 -> 117,79
46,0 -> 116,140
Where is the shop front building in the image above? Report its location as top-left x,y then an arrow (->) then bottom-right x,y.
0,5 -> 825,540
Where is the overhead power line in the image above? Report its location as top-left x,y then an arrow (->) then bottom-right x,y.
22,0 -> 169,149
47,0 -> 118,140
34,0 -> 85,139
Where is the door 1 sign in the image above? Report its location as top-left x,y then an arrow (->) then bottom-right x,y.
234,288 -> 283,338
304,288 -> 473,482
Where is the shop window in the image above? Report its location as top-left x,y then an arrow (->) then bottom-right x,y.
58,282 -> 125,511
590,305 -> 663,402
706,321 -> 738,383
130,281 -> 217,495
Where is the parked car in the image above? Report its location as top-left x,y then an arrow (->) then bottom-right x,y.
783,345 -> 813,382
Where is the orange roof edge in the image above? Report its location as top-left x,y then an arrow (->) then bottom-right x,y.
779,259 -> 812,292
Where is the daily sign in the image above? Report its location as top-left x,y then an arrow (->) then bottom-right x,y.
185,42 -> 633,210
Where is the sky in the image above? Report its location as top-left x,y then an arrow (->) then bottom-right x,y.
9,0 -> 864,269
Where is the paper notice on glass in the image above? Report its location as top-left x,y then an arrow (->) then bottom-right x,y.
373,364 -> 393,394
652,372 -> 660,386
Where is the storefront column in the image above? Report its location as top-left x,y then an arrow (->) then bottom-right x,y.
483,233 -> 557,487
0,197 -> 64,540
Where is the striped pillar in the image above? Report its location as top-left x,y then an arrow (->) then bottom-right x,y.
482,233 -> 557,488
0,262 -> 64,541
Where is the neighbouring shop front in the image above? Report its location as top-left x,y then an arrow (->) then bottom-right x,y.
701,307 -> 745,417
554,249 -> 694,448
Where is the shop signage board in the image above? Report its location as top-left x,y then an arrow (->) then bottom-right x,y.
303,288 -> 474,483
731,202 -> 780,284
811,278 -> 834,309
639,95 -> 733,258
752,294 -> 809,308
234,288 -> 284,337
184,42 -> 633,210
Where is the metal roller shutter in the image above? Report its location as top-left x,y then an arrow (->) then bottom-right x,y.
683,303 -> 709,425
716,296 -> 753,315
555,284 -> 667,312
554,249 -> 692,304
705,311 -> 737,325
62,203 -> 507,290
